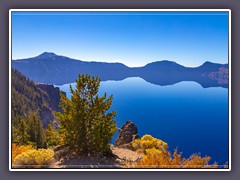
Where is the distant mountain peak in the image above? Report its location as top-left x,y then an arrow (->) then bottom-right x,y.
12,53 -> 228,88
147,60 -> 178,65
153,60 -> 174,63
144,60 -> 183,68
36,52 -> 58,59
200,61 -> 223,68
202,61 -> 215,65
201,61 -> 228,66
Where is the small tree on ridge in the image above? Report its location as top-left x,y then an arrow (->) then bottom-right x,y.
56,74 -> 117,155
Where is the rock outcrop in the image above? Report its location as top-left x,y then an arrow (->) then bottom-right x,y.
36,84 -> 64,128
37,84 -> 63,112
115,121 -> 140,150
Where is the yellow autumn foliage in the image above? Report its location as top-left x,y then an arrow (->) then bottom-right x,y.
132,134 -> 168,153
183,153 -> 218,168
130,135 -> 218,168
134,147 -> 218,168
135,148 -> 173,168
13,148 -> 54,168
12,143 -> 34,164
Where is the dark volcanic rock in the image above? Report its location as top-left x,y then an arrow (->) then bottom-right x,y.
38,106 -> 55,128
37,84 -> 63,112
36,84 -> 64,128
115,121 -> 140,150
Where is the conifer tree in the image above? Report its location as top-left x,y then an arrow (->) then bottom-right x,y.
27,112 -> 47,149
56,74 -> 117,155
45,124 -> 61,147
18,118 -> 29,145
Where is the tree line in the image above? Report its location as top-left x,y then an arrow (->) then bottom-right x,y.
12,69 -> 117,154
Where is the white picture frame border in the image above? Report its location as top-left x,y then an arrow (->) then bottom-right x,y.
9,9 -> 231,171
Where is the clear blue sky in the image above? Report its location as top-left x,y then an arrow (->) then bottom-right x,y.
12,11 -> 229,67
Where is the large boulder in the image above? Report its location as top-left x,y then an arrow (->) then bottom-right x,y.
115,121 -> 140,150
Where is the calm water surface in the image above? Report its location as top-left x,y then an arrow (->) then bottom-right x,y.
57,77 -> 228,165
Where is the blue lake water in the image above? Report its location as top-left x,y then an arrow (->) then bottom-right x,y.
57,77 -> 229,166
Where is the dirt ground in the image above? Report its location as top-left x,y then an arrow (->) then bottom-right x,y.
52,145 -> 143,168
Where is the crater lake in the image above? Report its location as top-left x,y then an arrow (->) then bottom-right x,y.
56,77 -> 228,166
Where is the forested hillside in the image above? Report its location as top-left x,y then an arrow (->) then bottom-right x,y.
11,68 -> 63,147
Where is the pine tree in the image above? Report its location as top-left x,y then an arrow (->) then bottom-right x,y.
27,112 -> 47,149
18,118 -> 29,145
45,124 -> 61,147
56,74 -> 117,155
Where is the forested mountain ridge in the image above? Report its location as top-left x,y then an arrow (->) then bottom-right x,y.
12,68 -> 63,128
12,52 -> 229,88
